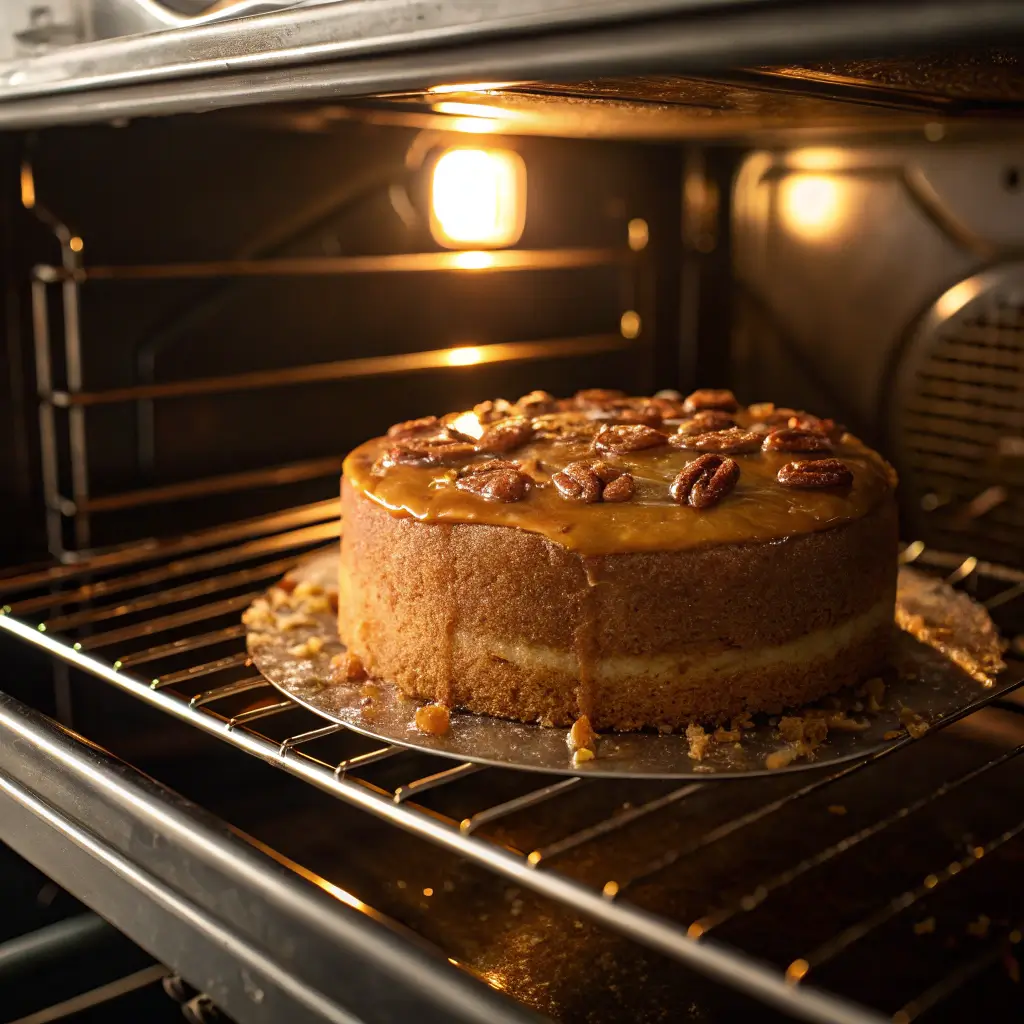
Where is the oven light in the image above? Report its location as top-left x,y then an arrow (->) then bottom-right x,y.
780,175 -> 843,239
446,346 -> 485,366
430,147 -> 526,249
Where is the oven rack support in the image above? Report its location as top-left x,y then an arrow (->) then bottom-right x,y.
1,502 -> 1023,1024
24,156 -> 652,561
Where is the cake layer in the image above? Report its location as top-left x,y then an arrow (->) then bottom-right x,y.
338,482 -> 898,729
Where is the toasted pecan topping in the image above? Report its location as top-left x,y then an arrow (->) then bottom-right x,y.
602,474 -> 636,502
675,410 -> 736,436
788,413 -> 845,443
515,389 -> 559,415
762,428 -> 833,454
476,416 -> 534,454
669,427 -> 761,454
456,466 -> 531,502
574,388 -> 627,408
593,423 -> 667,454
460,458 -> 521,476
387,415 -> 442,439
553,467 -> 601,503
472,398 -> 515,424
683,388 -> 739,414
670,454 -> 740,508
380,438 -> 477,468
777,458 -> 853,489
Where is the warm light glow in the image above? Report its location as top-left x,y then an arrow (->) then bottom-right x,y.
432,101 -> 518,120
446,346 -> 484,366
452,250 -> 495,270
428,82 -> 513,94
20,163 -> 35,209
627,218 -> 649,251
69,236 -> 83,253
779,175 -> 844,239
620,310 -> 641,339
447,411 -> 485,439
430,147 -> 526,249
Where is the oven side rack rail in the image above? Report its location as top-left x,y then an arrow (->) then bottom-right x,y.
1,504 -> 1023,1024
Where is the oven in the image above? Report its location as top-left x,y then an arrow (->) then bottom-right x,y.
1,3 -> 1024,1022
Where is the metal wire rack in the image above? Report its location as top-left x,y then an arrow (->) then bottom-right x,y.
1,499 -> 1024,1024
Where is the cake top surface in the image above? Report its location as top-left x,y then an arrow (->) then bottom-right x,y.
343,389 -> 897,555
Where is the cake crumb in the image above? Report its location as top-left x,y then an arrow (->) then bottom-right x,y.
360,681 -> 380,700
287,635 -> 324,658
899,706 -> 930,738
732,711 -> 755,731
292,580 -> 324,600
247,632 -> 273,648
914,917 -> 936,936
572,748 -> 596,766
415,703 -> 451,735
967,914 -> 991,939
331,651 -> 367,682
567,714 -> 598,754
713,724 -> 741,743
241,600 -> 274,629
883,729 -> 903,741
686,722 -> 711,761
298,592 -> 332,614
765,746 -> 797,770
269,586 -> 293,610
864,677 -> 886,713
827,805 -> 847,816
779,715 -> 828,750
275,611 -> 316,632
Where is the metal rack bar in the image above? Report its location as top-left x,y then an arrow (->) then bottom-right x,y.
802,815 -> 1024,974
152,652 -> 251,690
394,763 -> 485,804
190,677 -> 270,708
75,460 -> 345,514
279,724 -> 345,753
335,746 -> 407,776
78,592 -> 262,651
117,624 -> 246,667
461,777 -> 586,834
34,248 -> 628,284
46,334 -> 630,408
9,522 -> 338,615
0,500 -> 337,594
694,742 -> 1024,938
43,553 -> 312,632
228,701 -> 295,727
528,782 -> 703,866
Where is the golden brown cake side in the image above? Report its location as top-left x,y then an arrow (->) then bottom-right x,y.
339,482 -> 898,730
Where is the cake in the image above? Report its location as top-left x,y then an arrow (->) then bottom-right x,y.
338,389 -> 899,732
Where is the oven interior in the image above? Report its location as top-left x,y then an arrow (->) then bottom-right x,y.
2,44 -> 1024,1024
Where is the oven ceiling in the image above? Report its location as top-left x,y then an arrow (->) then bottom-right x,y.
0,1 -> 1020,133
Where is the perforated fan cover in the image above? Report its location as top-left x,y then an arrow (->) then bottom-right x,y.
891,264 -> 1024,567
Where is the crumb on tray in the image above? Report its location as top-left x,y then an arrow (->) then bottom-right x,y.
415,703 -> 451,735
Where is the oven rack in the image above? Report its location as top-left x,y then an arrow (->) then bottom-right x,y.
1,499 -> 1023,1024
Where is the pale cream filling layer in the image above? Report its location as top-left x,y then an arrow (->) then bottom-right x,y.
475,597 -> 893,687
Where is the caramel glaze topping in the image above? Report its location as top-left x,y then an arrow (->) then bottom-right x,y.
342,390 -> 897,557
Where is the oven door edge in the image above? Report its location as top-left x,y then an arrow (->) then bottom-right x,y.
0,691 -> 543,1024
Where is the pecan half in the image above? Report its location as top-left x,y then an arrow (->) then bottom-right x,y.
380,438 -> 477,467
575,388 -> 627,408
459,458 -> 520,476
669,427 -> 761,454
593,424 -> 667,454
387,415 -> 441,439
647,395 -> 687,419
456,467 -> 530,501
788,413 -> 845,443
682,388 -> 739,414
476,416 -> 533,453
553,469 -> 600,503
762,428 -> 833,454
473,398 -> 514,424
777,458 -> 853,489
670,454 -> 739,508
515,390 -> 559,415
675,410 -> 736,436
602,474 -> 636,502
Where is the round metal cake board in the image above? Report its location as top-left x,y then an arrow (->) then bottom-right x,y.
247,548 -> 1010,778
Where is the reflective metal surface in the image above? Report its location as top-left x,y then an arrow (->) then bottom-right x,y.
250,549 -> 1012,778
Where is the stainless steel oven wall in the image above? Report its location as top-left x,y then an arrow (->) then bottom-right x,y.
20,114 -> 681,558
732,140 -> 1024,568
